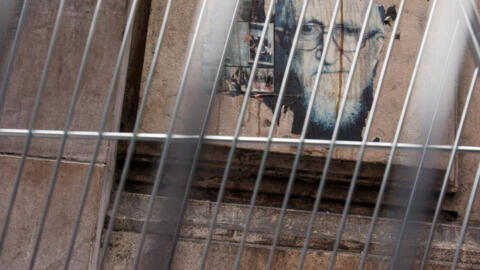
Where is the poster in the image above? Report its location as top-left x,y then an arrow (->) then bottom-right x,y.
222,0 -> 386,140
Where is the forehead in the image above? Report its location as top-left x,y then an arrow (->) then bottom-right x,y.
292,0 -> 384,29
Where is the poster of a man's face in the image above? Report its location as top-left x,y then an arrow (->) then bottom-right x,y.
275,0 -> 385,140
223,0 -> 386,140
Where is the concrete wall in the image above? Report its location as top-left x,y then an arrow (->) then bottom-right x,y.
135,0 -> 458,164
0,0 -> 130,162
0,0 -> 131,268
0,156 -> 104,270
134,0 -> 480,223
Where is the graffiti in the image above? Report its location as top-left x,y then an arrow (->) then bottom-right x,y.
249,23 -> 274,66
222,0 -> 386,140
223,0 -> 274,95
222,67 -> 274,95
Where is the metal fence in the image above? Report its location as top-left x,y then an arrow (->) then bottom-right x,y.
1,0 -> 480,269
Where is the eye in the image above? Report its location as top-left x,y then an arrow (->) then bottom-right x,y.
301,23 -> 319,35
343,25 -> 360,35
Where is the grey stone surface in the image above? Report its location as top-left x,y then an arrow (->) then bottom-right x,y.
109,192 -> 480,266
103,231 -> 390,270
0,155 -> 104,270
0,1 -> 131,268
0,0 -> 130,163
105,231 -> 479,270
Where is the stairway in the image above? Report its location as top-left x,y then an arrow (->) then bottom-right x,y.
102,192 -> 480,269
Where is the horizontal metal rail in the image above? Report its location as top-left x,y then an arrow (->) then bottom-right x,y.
1,128 -> 480,153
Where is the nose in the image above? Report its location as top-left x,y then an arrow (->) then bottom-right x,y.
315,42 -> 338,67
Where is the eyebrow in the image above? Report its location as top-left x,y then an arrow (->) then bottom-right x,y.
303,19 -> 359,31
304,18 -> 324,26
338,22 -> 357,28
303,19 -> 384,36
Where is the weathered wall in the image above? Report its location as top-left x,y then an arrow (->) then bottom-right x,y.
0,0 -> 131,269
132,0 -> 480,223
0,0 -> 130,162
0,156 -> 104,270
135,0 -> 453,163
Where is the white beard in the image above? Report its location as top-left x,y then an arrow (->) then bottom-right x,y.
300,71 -> 367,130
307,93 -> 364,130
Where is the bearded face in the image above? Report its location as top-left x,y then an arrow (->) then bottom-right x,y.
276,0 -> 385,139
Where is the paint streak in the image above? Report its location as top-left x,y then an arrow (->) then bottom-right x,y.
216,95 -> 221,134
257,100 -> 261,136
336,0 -> 344,118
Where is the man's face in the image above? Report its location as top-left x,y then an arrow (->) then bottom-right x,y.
290,0 -> 385,129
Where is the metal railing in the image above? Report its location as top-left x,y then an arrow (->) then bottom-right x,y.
0,0 -> 480,269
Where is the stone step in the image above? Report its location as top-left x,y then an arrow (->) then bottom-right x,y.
103,231 -> 479,270
107,192 -> 480,266
128,143 -> 454,193
122,158 -> 458,219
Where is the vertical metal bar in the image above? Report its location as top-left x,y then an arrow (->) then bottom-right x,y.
40,0 -> 141,269
0,0 -> 67,256
28,1 -> 71,268
468,0 -> 480,36
464,0 -> 480,46
0,0 -> 30,114
265,1 -> 342,268
88,4 -> 141,270
87,0 -> 171,268
420,2 -> 480,262
164,0 -> 242,268
98,0 -> 173,266
99,0 -> 173,266
60,0 -> 132,269
358,1 -> 440,269
25,0 -> 104,267
459,0 -> 480,61
424,4 -> 480,270
450,163 -> 480,270
92,5 -> 141,270
420,68 -> 479,270
232,0 -> 311,268
199,1 -> 276,268
327,1 -> 406,269
130,0 -> 211,268
297,1 -> 375,269
390,21 -> 461,270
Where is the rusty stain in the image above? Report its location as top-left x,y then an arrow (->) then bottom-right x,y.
336,0 -> 344,118
216,95 -> 221,134
245,96 -> 250,122
257,100 -> 261,136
